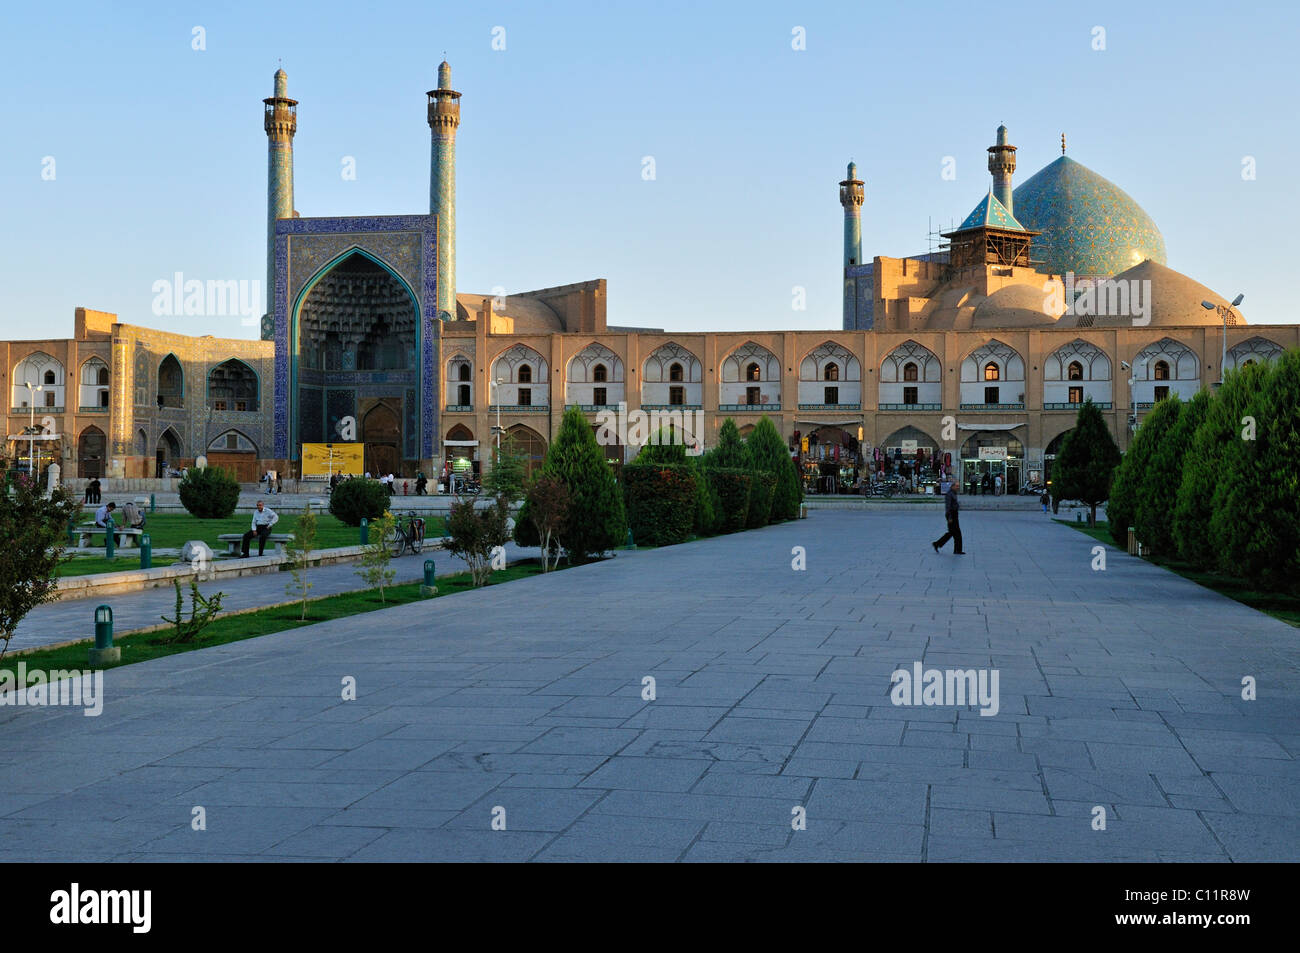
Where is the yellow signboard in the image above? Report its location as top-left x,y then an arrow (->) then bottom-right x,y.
301,442 -> 364,477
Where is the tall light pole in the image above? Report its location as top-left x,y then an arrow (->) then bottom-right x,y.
23,381 -> 43,476
1202,294 -> 1244,386
492,377 -> 504,451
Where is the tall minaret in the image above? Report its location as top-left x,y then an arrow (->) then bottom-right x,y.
987,123 -> 1016,216
839,161 -> 865,330
263,68 -> 297,340
427,61 -> 461,320
839,161 -> 864,267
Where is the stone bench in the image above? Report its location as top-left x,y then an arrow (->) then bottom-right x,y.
216,532 -> 293,556
76,524 -> 144,549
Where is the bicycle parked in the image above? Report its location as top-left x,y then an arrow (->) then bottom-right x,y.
385,511 -> 426,557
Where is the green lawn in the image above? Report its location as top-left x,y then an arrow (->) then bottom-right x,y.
57,555 -> 179,577
4,559 -> 561,678
59,510 -> 447,573
1058,519 -> 1300,628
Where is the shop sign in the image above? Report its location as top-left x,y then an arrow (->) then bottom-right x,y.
978,447 -> 1008,461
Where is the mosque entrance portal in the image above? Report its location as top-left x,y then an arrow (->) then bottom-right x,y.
296,250 -> 419,471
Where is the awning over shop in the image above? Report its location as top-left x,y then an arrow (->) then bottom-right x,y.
956,422 -> 1023,431
443,439 -> 479,446
795,419 -> 861,427
6,433 -> 61,441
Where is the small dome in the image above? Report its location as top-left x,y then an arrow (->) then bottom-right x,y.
972,282 -> 1064,328
1054,260 -> 1247,329
1013,156 -> 1166,278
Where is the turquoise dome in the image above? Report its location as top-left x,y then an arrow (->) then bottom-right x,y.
1012,156 -> 1166,278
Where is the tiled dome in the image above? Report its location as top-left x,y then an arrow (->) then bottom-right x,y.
1013,156 -> 1166,279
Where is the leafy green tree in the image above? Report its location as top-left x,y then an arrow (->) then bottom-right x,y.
1050,398 -> 1121,527
483,434 -> 526,505
1137,390 -> 1209,556
284,503 -> 318,620
445,498 -> 510,587
516,407 -> 625,563
1210,349 -> 1300,592
1173,362 -> 1269,569
159,579 -> 225,644
1123,395 -> 1183,552
178,466 -> 240,519
747,416 -> 800,522
355,511 -> 397,602
0,479 -> 78,658
329,477 -> 389,527
522,473 -> 569,571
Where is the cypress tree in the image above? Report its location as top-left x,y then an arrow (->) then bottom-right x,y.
1130,395 -> 1183,554
1138,390 -> 1209,557
1172,361 -> 1268,569
1050,398 -> 1121,527
1209,349 -> 1300,591
747,415 -> 801,522
517,406 -> 626,563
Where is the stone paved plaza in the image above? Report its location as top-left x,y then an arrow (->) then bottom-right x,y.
1,509 -> 1296,862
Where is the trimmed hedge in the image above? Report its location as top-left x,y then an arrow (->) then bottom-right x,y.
622,463 -> 697,547
746,471 -> 776,529
706,468 -> 752,533
178,466 -> 240,519
329,478 -> 390,527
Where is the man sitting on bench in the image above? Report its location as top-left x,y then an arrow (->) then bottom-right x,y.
94,501 -> 117,527
241,500 -> 279,557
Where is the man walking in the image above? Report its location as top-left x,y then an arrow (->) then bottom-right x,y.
932,483 -> 965,555
241,500 -> 279,557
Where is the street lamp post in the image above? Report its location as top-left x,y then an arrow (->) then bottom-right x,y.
1202,294 -> 1245,386
492,377 -> 504,451
23,381 -> 44,476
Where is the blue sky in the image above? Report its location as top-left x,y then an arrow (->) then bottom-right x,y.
2,0 -> 1295,339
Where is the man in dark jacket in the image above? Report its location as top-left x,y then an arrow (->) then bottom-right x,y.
932,484 -> 965,554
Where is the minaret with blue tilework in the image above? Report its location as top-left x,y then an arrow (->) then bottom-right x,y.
987,124 -> 1017,218
839,162 -> 865,329
839,161 -> 865,268
262,68 -> 297,341
427,61 -> 461,321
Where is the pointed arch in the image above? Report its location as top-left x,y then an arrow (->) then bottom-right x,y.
1226,336 -> 1285,371
207,358 -> 260,411
720,341 -> 779,382
798,340 -> 861,381
157,353 -> 184,408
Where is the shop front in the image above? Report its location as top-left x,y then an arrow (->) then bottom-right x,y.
792,423 -> 863,495
959,428 -> 1025,495
874,426 -> 948,494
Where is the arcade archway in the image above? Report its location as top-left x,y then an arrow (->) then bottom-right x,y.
960,430 -> 1025,495
78,425 -> 106,479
